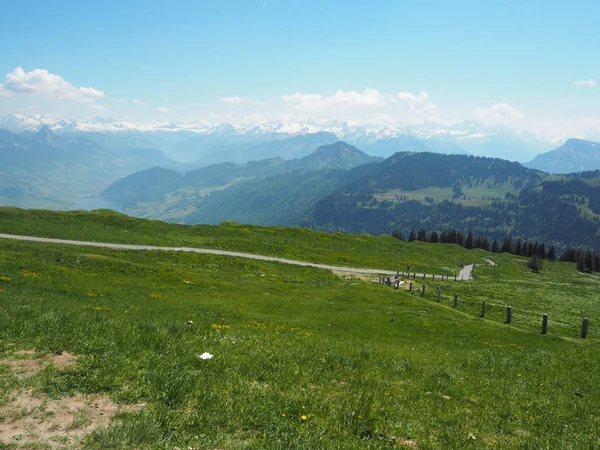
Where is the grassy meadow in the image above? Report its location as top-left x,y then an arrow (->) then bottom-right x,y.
0,208 -> 599,448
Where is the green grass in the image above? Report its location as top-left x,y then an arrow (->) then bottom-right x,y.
0,209 -> 599,448
0,206 -> 483,276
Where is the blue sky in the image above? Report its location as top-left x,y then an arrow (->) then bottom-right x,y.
0,0 -> 598,135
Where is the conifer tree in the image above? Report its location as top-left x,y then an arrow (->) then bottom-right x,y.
491,239 -> 500,253
501,237 -> 514,254
465,231 -> 474,249
408,229 -> 416,242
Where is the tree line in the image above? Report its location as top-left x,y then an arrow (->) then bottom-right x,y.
392,228 -> 555,260
392,227 -> 600,274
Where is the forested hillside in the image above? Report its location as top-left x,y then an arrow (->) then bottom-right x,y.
304,153 -> 600,250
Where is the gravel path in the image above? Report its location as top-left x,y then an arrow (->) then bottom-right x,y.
0,233 -> 488,279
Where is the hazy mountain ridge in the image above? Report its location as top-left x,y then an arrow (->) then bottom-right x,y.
102,141 -> 379,208
0,114 -> 565,163
525,138 -> 600,173
0,126 -> 175,208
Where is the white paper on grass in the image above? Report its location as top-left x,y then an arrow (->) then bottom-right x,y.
198,352 -> 213,360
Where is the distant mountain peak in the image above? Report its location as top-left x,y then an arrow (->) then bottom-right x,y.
313,141 -> 363,155
525,138 -> 600,173
564,138 -> 598,148
35,125 -> 61,147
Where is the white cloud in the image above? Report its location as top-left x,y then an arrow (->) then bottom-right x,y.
282,89 -> 385,110
395,91 -> 439,122
89,104 -> 107,111
221,96 -> 248,103
573,79 -> 597,87
473,103 -> 525,126
132,99 -> 146,105
0,67 -> 104,103
117,98 -> 127,103
157,106 -> 168,112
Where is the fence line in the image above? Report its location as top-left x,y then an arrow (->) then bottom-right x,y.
378,274 -> 592,338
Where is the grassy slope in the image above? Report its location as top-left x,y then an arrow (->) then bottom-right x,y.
0,209 -> 599,448
0,207 -> 484,276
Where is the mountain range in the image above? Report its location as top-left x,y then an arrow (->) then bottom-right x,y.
0,114 -> 566,163
0,126 -> 173,208
3,113 -> 600,252
102,141 -> 379,222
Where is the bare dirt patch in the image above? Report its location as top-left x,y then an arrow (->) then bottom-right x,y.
0,389 -> 144,448
0,350 -> 145,448
332,270 -> 379,282
0,350 -> 79,378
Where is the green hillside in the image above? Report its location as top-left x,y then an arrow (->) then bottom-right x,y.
100,149 -> 600,251
0,208 -> 599,448
102,141 -> 379,221
306,153 -> 600,250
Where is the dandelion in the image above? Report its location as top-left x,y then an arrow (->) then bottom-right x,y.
358,415 -> 363,420
20,270 -> 40,277
0,276 -> 10,281
301,415 -> 307,421
282,413 -> 286,417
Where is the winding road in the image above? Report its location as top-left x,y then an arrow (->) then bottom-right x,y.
0,233 -> 485,280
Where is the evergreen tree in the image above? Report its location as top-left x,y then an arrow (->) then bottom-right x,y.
501,237 -> 514,254
528,254 -> 542,273
408,229 -> 417,242
417,228 -> 427,242
585,250 -> 595,273
515,238 -> 523,255
465,231 -> 474,249
547,245 -> 556,261
429,230 -> 439,243
491,239 -> 500,253
537,242 -> 546,259
391,230 -> 403,241
577,254 -> 586,272
479,236 -> 490,251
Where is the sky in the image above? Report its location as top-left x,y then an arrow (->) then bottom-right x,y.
0,0 -> 599,136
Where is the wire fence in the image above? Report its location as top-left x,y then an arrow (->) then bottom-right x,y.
378,274 -> 597,339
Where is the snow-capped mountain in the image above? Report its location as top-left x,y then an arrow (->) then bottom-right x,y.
0,113 -> 564,162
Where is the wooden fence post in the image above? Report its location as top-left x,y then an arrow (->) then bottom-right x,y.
581,318 -> 589,339
506,306 -> 512,324
481,300 -> 486,317
409,282 -> 413,292
437,288 -> 441,302
541,314 -> 548,334
413,273 -> 416,279
423,273 -> 426,281
454,293 -> 458,307
421,284 -> 426,296
454,275 -> 457,281
433,274 -> 435,281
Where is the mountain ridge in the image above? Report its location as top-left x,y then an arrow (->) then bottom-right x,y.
525,138 -> 600,173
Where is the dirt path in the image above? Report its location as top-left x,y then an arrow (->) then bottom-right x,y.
0,233 -> 491,280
